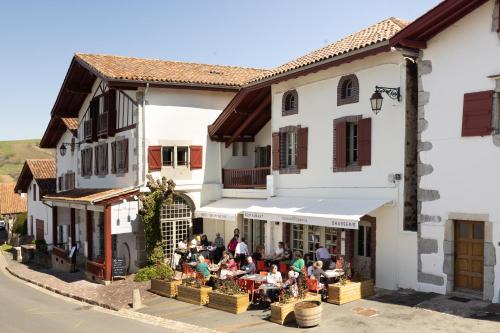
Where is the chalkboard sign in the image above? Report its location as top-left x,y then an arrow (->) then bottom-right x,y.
112,258 -> 127,277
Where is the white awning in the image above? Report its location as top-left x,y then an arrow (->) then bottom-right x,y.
242,197 -> 392,229
196,198 -> 267,222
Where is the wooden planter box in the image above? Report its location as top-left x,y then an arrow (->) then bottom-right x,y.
327,279 -> 374,305
177,285 -> 212,306
270,293 -> 321,325
150,279 -> 182,298
207,291 -> 249,314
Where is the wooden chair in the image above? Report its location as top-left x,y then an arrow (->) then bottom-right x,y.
306,278 -> 322,294
181,262 -> 195,279
256,260 -> 267,272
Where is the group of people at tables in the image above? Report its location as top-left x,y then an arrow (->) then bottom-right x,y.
177,229 -> 344,304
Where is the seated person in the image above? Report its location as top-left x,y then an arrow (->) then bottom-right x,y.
220,251 -> 238,271
195,255 -> 210,279
252,245 -> 264,261
307,263 -> 314,277
291,251 -> 305,274
241,256 -> 256,274
265,264 -> 283,303
311,261 -> 328,288
219,263 -> 229,280
273,242 -> 285,260
177,238 -> 188,250
282,242 -> 293,262
283,270 -> 299,298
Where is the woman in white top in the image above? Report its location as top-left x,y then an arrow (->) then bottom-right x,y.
266,264 -> 283,285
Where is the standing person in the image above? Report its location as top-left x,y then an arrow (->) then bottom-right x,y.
213,232 -> 225,264
233,228 -> 240,237
291,251 -> 305,275
315,243 -> 331,270
235,237 -> 249,265
227,234 -> 239,256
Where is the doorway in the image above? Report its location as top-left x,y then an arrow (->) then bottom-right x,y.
35,219 -> 44,241
454,220 -> 484,291
353,221 -> 372,279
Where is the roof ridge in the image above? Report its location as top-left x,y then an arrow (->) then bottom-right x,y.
75,53 -> 270,72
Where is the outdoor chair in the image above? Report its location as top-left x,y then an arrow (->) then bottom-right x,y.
306,278 -> 322,294
196,272 -> 207,286
256,260 -> 266,272
279,262 -> 289,275
243,279 -> 256,303
204,258 -> 212,264
259,271 -> 269,276
181,262 -> 195,279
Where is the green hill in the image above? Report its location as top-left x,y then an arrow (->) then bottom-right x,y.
0,139 -> 55,183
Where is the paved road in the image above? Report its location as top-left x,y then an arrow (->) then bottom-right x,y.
0,253 -> 176,333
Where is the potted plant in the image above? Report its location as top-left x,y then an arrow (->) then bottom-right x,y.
177,276 -> 212,306
327,274 -> 374,305
294,300 -> 322,328
208,279 -> 249,314
149,264 -> 180,298
270,277 -> 321,325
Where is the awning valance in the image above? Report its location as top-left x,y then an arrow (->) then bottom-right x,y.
195,198 -> 267,222
242,197 -> 391,229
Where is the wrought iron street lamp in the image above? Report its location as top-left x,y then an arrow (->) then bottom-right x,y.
370,86 -> 401,115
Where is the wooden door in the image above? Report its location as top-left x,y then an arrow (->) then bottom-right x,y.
454,221 -> 484,291
35,219 -> 44,241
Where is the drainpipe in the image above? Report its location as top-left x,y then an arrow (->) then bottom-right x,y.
138,83 -> 149,187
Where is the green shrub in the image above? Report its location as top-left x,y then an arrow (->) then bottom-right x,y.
148,241 -> 165,265
156,263 -> 174,280
13,213 -> 27,235
133,263 -> 174,282
35,239 -> 48,253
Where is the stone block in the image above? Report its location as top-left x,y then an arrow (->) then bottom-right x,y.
419,238 -> 438,254
418,60 -> 432,76
443,253 -> 454,275
418,119 -> 428,133
418,91 -> 430,106
418,189 -> 440,202
418,141 -> 432,152
484,242 -> 496,266
418,163 -> 433,177
418,272 -> 444,286
443,241 -> 454,256
418,214 -> 441,223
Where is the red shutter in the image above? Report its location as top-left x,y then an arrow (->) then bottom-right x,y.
189,145 -> 203,169
297,127 -> 308,169
358,118 -> 372,166
148,145 -> 161,171
272,132 -> 280,171
335,122 -> 347,168
266,145 -> 271,167
462,91 -> 494,137
90,98 -> 99,142
123,139 -> 129,173
111,142 -> 116,174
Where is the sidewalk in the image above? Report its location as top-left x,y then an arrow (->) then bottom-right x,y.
2,252 -> 159,310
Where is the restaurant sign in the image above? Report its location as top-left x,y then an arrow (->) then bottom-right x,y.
243,211 -> 358,229
195,210 -> 238,222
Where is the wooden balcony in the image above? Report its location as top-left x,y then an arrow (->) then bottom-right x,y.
222,167 -> 270,189
83,119 -> 92,142
97,112 -> 108,137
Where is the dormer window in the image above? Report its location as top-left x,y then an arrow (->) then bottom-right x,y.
337,74 -> 359,106
282,90 -> 298,116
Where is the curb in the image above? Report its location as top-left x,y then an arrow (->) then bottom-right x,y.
4,265 -> 120,311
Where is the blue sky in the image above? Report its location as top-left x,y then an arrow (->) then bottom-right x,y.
0,0 -> 439,141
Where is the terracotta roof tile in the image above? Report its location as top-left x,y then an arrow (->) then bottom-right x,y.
75,54 -> 269,88
43,187 -> 138,205
26,159 -> 56,180
61,118 -> 78,131
0,183 -> 27,215
251,17 -> 410,83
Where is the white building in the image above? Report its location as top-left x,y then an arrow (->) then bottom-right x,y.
39,53 -> 265,282
200,18 -> 419,291
14,159 -> 57,245
392,0 -> 500,302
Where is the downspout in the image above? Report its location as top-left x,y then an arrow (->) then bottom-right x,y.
138,83 -> 149,187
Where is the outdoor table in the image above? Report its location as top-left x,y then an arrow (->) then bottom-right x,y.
227,269 -> 246,278
209,264 -> 220,272
258,283 -> 281,291
240,274 -> 268,283
324,269 -> 344,283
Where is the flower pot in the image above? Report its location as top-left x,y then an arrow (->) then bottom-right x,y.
208,291 -> 249,314
327,279 -> 374,305
294,301 -> 322,328
150,279 -> 182,298
177,285 -> 212,306
270,293 -> 321,325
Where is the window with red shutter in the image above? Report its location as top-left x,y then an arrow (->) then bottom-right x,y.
357,118 -> 372,166
148,145 -> 161,171
272,132 -> 280,171
297,127 -> 308,169
461,91 -> 494,137
335,122 -> 347,169
105,90 -> 117,137
189,145 -> 203,169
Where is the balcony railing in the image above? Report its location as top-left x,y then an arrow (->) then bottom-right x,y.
83,119 -> 92,142
97,112 -> 109,137
222,167 -> 270,189
52,245 -> 67,260
86,260 -> 105,280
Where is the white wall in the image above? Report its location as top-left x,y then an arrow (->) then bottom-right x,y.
267,51 -> 417,290
56,130 -> 78,187
419,0 -> 500,300
27,179 -> 53,245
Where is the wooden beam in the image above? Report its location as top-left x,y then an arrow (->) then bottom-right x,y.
86,210 -> 93,260
397,39 -> 427,50
66,86 -> 92,94
226,94 -> 271,147
70,208 -> 76,247
104,206 -> 112,282
52,206 -> 58,247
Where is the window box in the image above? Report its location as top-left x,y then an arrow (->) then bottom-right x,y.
150,278 -> 182,298
207,291 -> 249,314
177,285 -> 212,306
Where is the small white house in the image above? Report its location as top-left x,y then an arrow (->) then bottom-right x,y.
39,53 -> 266,282
202,17 -> 419,291
14,159 -> 56,246
392,0 -> 500,302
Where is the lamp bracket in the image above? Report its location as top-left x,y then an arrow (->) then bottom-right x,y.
375,86 -> 401,102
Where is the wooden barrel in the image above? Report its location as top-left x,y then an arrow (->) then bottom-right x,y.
294,300 -> 322,328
